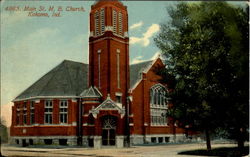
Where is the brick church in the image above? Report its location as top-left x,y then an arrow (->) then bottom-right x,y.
10,0 -> 185,148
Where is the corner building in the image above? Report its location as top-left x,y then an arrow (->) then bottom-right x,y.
10,0 -> 185,148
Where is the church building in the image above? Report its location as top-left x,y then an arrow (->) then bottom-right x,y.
10,0 -> 185,148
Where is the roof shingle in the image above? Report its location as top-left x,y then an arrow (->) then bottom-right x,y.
14,60 -> 88,101
129,61 -> 153,88
14,60 -> 153,101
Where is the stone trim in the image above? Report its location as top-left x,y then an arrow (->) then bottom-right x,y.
89,37 -> 129,44
13,124 -> 77,127
115,92 -> 122,96
82,101 -> 100,104
90,95 -> 125,118
13,96 -> 79,102
72,122 -> 77,126
72,99 -> 77,102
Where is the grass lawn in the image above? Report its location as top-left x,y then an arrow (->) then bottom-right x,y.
178,146 -> 249,157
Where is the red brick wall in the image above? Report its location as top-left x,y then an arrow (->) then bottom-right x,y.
10,126 -> 77,136
89,36 -> 129,101
69,100 -> 78,123
10,99 -> 78,137
38,100 -> 45,124
11,106 -> 16,126
53,99 -> 59,124
130,58 -> 184,135
130,81 -> 144,135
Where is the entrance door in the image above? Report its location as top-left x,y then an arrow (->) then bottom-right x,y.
102,116 -> 116,146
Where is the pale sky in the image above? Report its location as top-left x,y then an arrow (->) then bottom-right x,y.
0,1 -> 246,107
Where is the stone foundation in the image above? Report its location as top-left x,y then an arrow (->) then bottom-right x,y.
10,136 -> 78,146
94,136 -> 102,149
116,136 -> 124,148
10,134 -> 197,147
130,134 -> 187,145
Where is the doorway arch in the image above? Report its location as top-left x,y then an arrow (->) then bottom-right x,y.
101,115 -> 117,146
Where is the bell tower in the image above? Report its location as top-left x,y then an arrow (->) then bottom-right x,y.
88,0 -> 129,105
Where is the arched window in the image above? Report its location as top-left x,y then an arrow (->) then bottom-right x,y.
150,84 -> 168,126
112,10 -> 117,34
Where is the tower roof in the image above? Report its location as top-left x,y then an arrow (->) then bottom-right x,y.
91,0 -> 126,10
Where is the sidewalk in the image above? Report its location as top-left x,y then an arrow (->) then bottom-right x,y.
1,143 -> 240,157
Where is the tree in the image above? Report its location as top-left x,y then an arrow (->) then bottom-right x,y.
0,118 -> 8,143
154,2 -> 249,151
1,117 -> 9,157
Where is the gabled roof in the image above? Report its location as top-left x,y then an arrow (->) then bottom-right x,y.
90,95 -> 125,118
129,60 -> 153,88
14,59 -> 155,101
80,86 -> 102,98
14,60 -> 88,101
129,57 -> 165,91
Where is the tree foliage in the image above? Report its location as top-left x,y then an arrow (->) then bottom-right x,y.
154,2 -> 249,150
0,118 -> 8,143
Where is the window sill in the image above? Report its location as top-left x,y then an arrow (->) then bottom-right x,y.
150,125 -> 169,127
